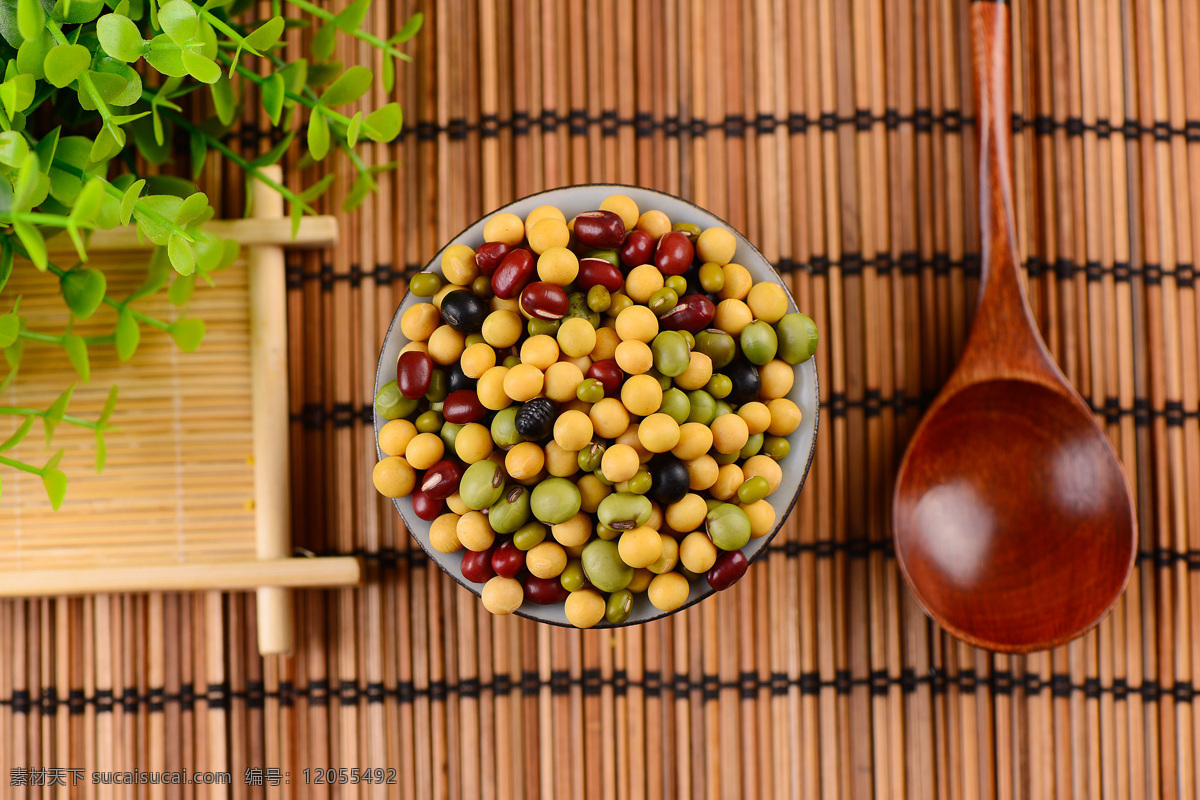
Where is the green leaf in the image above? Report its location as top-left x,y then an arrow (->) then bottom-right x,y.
347,111 -> 362,147
395,12 -> 423,42
119,178 -> 144,225
307,111 -> 330,160
175,191 -> 207,225
343,171 -> 375,212
96,12 -> 146,61
0,242 -> 12,294
244,15 -> 284,51
210,73 -> 236,125
133,194 -> 183,244
41,465 -> 66,510
89,124 -> 126,164
381,52 -> 395,93
0,73 -> 35,118
158,0 -> 198,46
43,384 -> 74,446
0,131 -> 29,168
17,0 -> 45,42
167,272 -> 194,305
44,44 -> 92,88
364,102 -> 402,142
197,16 -> 217,59
300,173 -> 334,203
62,333 -> 89,382
53,0 -> 106,24
217,237 -> 238,270
71,177 -> 106,230
167,231 -> 194,274
127,246 -> 170,301
145,176 -> 195,198
249,129 -> 294,168
181,51 -> 220,84
311,22 -> 336,62
334,0 -> 370,32
13,152 -> 41,209
60,268 -> 107,319
307,60 -> 343,88
114,306 -> 139,361
319,65 -> 372,107
188,129 -> 206,180
13,221 -> 46,270
16,32 -> 51,79
0,416 -> 35,452
93,428 -> 106,472
144,35 -> 186,77
0,312 -> 18,348
261,71 -> 284,125
278,59 -> 307,93
169,318 -> 204,352
79,71 -> 133,109
98,385 -> 117,425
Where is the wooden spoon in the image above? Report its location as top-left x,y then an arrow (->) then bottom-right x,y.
891,0 -> 1137,653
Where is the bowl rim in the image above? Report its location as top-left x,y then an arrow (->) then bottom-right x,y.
375,182 -> 820,627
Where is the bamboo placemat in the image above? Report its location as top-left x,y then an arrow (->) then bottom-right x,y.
3,0 -> 1199,797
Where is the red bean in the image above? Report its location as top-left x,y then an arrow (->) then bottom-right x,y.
522,575 -> 571,604
475,241 -> 513,276
587,359 -> 623,397
618,230 -> 655,268
420,459 -> 464,499
519,282 -> 569,320
461,546 -> 496,583
654,231 -> 695,276
397,351 -> 433,399
658,294 -> 716,333
577,257 -> 624,291
572,210 -> 626,248
491,249 -> 536,299
411,489 -> 444,521
705,549 -> 748,591
491,539 -> 527,579
443,389 -> 487,424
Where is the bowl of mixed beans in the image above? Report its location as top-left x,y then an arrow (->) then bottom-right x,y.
373,185 -> 819,628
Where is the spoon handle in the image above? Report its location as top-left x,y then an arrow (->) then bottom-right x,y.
958,0 -> 1062,387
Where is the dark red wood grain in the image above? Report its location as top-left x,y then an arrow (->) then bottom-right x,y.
891,1 -> 1137,653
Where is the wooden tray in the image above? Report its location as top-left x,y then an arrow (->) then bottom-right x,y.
0,170 -> 360,655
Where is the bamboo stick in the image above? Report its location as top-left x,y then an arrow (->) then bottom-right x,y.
0,559 -> 361,597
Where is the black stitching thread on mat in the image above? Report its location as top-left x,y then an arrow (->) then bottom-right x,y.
279,108 -> 1200,147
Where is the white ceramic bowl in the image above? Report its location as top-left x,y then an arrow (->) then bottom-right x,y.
376,185 -> 819,626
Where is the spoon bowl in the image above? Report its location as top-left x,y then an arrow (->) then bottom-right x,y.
892,0 -> 1137,653
894,379 -> 1136,652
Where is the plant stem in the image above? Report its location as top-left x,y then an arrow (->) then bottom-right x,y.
283,0 -> 413,61
0,212 -> 96,229
158,109 -> 316,214
18,330 -> 113,347
199,9 -> 260,55
42,262 -> 172,332
0,408 -> 102,431
0,454 -> 42,476
47,159 -> 193,245
220,57 -> 359,133
46,19 -> 116,127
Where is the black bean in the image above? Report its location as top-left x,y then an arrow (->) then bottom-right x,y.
515,398 -> 557,441
439,289 -> 489,333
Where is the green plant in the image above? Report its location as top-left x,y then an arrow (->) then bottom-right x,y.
0,0 -> 420,508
